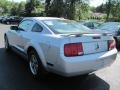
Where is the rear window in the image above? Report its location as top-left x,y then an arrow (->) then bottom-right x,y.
43,19 -> 92,34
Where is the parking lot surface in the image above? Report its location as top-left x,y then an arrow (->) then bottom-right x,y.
0,24 -> 120,90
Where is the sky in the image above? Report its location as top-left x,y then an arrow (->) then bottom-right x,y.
8,0 -> 26,2
90,0 -> 106,7
8,0 -> 106,7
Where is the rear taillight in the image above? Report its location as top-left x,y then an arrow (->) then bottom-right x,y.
108,40 -> 116,50
64,43 -> 84,57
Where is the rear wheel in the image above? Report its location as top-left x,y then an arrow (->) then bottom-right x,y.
28,49 -> 47,78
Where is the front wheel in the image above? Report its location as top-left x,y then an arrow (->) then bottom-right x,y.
28,49 -> 47,78
4,36 -> 10,51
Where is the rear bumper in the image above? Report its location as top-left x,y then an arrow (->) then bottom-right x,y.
55,48 -> 117,77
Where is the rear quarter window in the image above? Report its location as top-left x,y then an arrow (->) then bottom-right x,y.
32,23 -> 43,32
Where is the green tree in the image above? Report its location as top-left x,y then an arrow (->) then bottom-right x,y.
25,0 -> 41,16
95,4 -> 106,13
45,0 -> 51,16
10,3 -> 19,16
106,0 -> 112,21
76,0 -> 90,20
17,2 -> 26,16
45,0 -> 89,20
94,0 -> 120,21
0,0 -> 12,15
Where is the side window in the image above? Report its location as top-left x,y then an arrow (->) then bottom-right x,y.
32,23 -> 43,32
84,22 -> 93,28
19,20 -> 33,31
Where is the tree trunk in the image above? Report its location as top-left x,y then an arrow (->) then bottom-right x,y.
45,0 -> 51,16
68,0 -> 76,20
106,0 -> 111,21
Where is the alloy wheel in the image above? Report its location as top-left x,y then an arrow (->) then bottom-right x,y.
29,54 -> 39,75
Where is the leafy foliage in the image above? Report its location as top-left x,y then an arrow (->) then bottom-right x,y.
45,0 -> 90,20
94,0 -> 120,21
25,0 -> 44,16
0,0 -> 26,16
0,0 -> 120,21
0,0 -> 90,20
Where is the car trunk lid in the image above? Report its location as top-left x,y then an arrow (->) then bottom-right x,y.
60,33 -> 113,55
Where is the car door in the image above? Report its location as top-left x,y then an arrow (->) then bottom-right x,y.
15,20 -> 35,52
7,26 -> 19,47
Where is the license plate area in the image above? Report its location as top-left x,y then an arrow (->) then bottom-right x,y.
83,41 -> 108,54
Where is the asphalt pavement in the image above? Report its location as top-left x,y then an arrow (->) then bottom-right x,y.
0,24 -> 120,90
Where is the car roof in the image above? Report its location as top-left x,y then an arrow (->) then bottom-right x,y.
102,22 -> 120,26
104,22 -> 120,24
80,20 -> 103,24
24,17 -> 65,21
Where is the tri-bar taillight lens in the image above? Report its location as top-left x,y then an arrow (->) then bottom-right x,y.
108,40 -> 116,50
64,43 -> 84,57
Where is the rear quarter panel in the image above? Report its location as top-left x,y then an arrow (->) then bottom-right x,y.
24,34 -> 69,69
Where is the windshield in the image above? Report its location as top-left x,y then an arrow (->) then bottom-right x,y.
43,19 -> 92,34
96,22 -> 120,31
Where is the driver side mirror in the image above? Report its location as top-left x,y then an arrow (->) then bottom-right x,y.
10,26 -> 19,31
10,26 -> 24,31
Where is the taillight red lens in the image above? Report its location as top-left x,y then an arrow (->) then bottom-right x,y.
108,40 -> 116,50
64,43 -> 84,57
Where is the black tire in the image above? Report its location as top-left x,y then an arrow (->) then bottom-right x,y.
4,35 -> 11,51
28,49 -> 48,78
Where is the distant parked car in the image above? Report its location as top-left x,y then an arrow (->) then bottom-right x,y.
0,16 -> 4,23
4,17 -> 117,78
3,16 -> 23,24
80,20 -> 103,29
1,16 -> 8,23
96,22 -> 120,49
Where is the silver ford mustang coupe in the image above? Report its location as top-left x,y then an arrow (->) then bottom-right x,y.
4,17 -> 117,78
